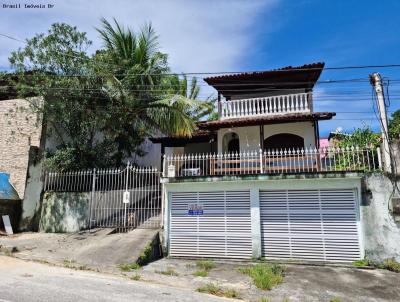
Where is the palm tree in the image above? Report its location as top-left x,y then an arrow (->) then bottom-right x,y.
95,18 -> 212,163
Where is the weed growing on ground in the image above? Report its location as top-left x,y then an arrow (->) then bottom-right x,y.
118,262 -> 141,272
1,246 -> 18,257
259,297 -> 270,302
193,270 -> 208,277
196,260 -> 215,271
352,259 -> 370,267
197,283 -> 240,299
131,274 -> 141,281
155,267 -> 179,276
63,259 -> 77,268
382,259 -> 400,273
329,298 -> 342,302
238,264 -> 285,290
354,258 -> 400,273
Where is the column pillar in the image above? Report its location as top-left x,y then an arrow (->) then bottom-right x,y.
250,187 -> 262,259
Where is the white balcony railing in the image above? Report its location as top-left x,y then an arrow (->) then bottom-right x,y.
163,146 -> 381,178
219,92 -> 312,120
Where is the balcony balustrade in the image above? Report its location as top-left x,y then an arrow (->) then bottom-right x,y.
219,92 -> 312,120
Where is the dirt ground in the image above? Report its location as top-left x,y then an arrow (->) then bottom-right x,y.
1,232 -> 400,302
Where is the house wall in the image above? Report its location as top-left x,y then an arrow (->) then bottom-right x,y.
218,126 -> 261,153
132,139 -> 162,170
216,122 -> 316,154
263,121 -> 316,149
0,98 -> 43,198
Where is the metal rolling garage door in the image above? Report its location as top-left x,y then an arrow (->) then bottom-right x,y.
260,189 -> 361,262
169,190 -> 252,259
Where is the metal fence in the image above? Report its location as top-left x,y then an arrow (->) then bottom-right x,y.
44,164 -> 162,231
163,146 -> 381,177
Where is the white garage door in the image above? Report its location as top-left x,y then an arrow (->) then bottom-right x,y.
260,189 -> 361,262
169,190 -> 252,259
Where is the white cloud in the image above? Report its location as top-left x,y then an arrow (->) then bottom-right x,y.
0,0 -> 278,74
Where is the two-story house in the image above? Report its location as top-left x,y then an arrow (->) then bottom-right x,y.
149,63 -> 379,263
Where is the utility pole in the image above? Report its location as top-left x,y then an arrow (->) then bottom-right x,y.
370,73 -> 392,173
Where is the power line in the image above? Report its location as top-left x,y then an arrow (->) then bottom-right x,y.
3,32 -> 400,77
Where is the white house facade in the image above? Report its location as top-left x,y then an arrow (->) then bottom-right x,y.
149,63 -> 380,263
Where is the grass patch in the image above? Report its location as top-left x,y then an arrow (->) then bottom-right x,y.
238,264 -> 285,290
196,260 -> 215,271
352,259 -> 370,267
259,298 -> 270,302
118,262 -> 141,272
155,267 -> 179,276
329,298 -> 343,302
193,270 -> 208,277
131,274 -> 141,281
197,283 -> 240,299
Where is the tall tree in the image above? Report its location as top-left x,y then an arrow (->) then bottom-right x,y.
9,21 -> 212,170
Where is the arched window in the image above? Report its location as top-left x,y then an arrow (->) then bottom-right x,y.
264,133 -> 304,150
222,132 -> 240,153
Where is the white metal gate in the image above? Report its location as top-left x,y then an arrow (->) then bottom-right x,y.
169,190 -> 252,259
260,189 -> 361,262
89,166 -> 161,230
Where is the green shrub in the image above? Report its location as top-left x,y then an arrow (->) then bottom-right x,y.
118,262 -> 140,272
238,264 -> 285,290
131,274 -> 141,281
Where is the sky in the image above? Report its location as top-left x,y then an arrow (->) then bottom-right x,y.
1,0 -> 400,137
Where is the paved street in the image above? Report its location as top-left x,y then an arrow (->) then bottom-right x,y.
0,256 -> 228,302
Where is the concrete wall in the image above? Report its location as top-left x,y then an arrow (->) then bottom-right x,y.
39,192 -> 90,233
0,98 -> 43,198
362,174 -> 400,262
20,148 -> 44,231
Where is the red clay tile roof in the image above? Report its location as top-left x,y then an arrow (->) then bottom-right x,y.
204,62 -> 325,97
197,112 -> 335,130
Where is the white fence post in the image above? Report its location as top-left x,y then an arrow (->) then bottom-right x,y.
123,162 -> 130,228
259,149 -> 264,174
88,168 -> 96,231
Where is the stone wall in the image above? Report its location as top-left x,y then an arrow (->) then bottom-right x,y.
0,98 -> 43,198
362,174 -> 400,262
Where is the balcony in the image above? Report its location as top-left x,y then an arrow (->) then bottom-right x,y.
219,92 -> 312,120
163,146 -> 381,178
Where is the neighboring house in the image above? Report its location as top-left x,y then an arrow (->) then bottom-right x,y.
151,63 -> 380,262
0,96 -> 43,199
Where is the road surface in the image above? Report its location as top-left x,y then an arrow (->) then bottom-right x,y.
0,256 -> 228,302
